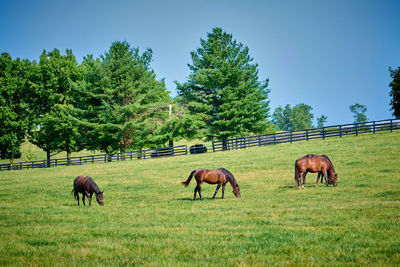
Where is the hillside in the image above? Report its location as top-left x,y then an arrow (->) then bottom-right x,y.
0,131 -> 399,266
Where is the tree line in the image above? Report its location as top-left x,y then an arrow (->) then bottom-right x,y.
1,27 -> 399,163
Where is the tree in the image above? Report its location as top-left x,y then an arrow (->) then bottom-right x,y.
349,103 -> 367,123
76,41 -> 171,154
272,104 -> 314,131
29,49 -> 83,162
317,115 -> 328,128
176,27 -> 271,141
389,66 -> 400,119
0,53 -> 34,163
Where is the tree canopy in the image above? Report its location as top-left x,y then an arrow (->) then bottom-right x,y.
75,41 -> 171,153
0,53 -> 33,162
176,27 -> 271,141
272,104 -> 314,131
389,66 -> 400,119
349,103 -> 367,123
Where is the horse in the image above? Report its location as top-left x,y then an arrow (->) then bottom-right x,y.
71,176 -> 104,206
294,154 -> 338,188
181,168 -> 241,200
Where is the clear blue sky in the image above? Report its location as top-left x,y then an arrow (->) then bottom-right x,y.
1,0 -> 399,125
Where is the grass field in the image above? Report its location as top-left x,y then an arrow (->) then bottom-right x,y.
0,131 -> 399,266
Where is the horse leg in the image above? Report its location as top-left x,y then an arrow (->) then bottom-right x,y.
297,171 -> 303,189
89,193 -> 93,206
212,184 -> 221,199
221,184 -> 226,199
193,186 -> 197,200
323,171 -> 329,186
77,193 -> 80,206
82,194 -> 86,206
302,171 -> 308,188
316,172 -> 321,187
198,184 -> 203,200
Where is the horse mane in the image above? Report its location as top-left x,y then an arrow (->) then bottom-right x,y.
219,168 -> 238,186
320,155 -> 335,173
85,176 -> 101,194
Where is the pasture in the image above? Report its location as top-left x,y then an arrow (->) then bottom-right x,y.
0,131 -> 399,266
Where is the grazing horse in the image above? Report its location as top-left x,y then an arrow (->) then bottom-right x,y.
72,176 -> 104,206
182,168 -> 241,200
295,154 -> 338,188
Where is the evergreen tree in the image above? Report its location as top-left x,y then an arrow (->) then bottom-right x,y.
176,27 -> 271,141
29,49 -> 83,162
76,41 -> 171,154
0,53 -> 33,163
389,66 -> 400,119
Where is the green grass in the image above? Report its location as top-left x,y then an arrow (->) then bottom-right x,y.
0,131 -> 399,266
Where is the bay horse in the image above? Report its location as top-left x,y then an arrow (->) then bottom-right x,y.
182,168 -> 241,200
294,154 -> 338,188
72,176 -> 104,206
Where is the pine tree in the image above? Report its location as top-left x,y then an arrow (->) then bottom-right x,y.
76,41 -> 171,155
176,27 -> 271,141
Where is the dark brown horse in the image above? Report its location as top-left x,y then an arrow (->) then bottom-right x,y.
295,154 -> 338,188
72,176 -> 104,206
182,168 -> 241,200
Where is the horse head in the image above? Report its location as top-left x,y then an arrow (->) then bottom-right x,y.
233,184 -> 241,198
96,191 -> 104,206
329,173 -> 338,186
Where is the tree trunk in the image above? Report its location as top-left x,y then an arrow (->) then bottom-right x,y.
45,150 -> 51,167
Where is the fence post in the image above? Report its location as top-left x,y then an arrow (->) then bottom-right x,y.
306,130 -> 309,141
55,159 -> 58,167
185,145 -> 188,155
322,127 -> 325,140
355,123 -> 358,136
339,125 -> 342,137
273,133 -> 276,145
390,119 -> 393,132
212,141 -> 215,152
373,121 -> 376,134
290,132 -> 292,143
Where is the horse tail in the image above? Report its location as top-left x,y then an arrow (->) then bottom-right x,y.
294,159 -> 300,180
182,170 -> 196,187
71,188 -> 77,200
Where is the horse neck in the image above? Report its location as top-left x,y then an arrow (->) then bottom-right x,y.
226,173 -> 237,188
87,178 -> 100,194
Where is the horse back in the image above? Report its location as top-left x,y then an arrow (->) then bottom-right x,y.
296,156 -> 331,173
74,176 -> 97,194
196,169 -> 226,184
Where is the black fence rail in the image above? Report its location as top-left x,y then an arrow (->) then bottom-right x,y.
1,119 -> 399,171
0,145 -> 188,171
211,119 -> 400,152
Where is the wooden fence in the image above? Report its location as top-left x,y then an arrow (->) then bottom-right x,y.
1,119 -> 399,171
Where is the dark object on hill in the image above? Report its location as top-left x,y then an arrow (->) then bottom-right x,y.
71,176 -> 104,206
189,144 -> 208,154
150,147 -> 173,158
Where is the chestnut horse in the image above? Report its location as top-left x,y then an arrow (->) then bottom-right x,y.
72,176 -> 104,206
294,154 -> 338,188
182,168 -> 241,200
